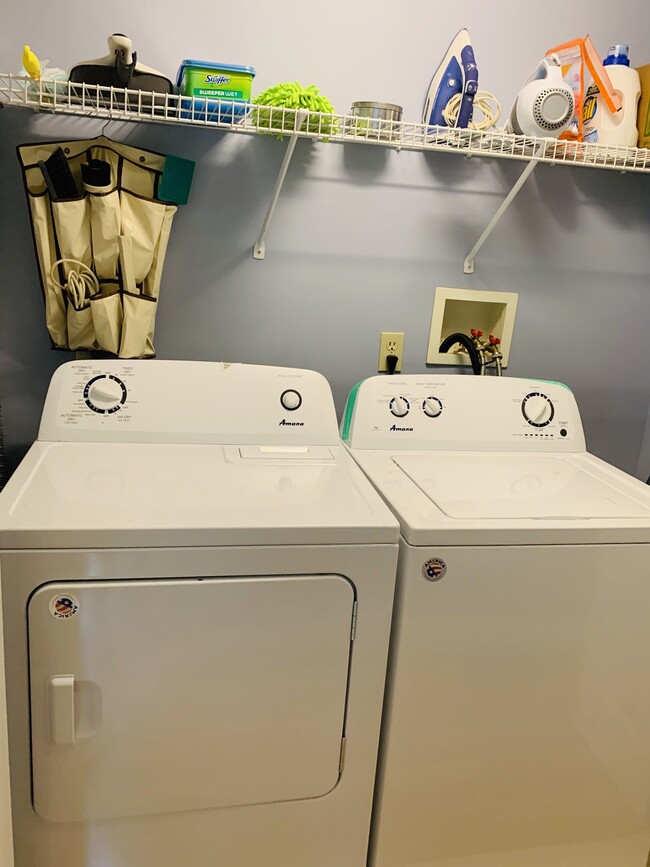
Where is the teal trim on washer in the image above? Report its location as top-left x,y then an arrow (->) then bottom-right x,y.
341,380 -> 365,442
534,379 -> 572,392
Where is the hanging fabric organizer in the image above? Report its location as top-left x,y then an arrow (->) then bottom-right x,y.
17,135 -> 178,357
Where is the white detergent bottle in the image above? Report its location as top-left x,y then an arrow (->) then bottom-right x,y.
583,44 -> 641,146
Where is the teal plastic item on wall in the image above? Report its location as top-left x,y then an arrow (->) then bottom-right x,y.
158,155 -> 195,206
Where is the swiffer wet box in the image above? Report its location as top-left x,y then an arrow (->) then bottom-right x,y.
177,60 -> 255,102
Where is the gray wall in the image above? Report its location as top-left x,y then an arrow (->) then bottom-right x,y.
1,0 -> 650,477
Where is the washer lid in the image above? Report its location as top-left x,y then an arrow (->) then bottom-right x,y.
392,453 -> 650,520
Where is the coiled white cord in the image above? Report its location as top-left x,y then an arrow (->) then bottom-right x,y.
442,90 -> 501,130
51,259 -> 99,310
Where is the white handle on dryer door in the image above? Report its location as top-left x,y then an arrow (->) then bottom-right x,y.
48,675 -> 75,746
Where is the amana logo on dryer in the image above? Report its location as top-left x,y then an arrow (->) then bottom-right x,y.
279,419 -> 305,426
390,424 -> 413,432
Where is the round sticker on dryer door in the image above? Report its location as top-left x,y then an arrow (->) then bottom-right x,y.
422,558 -> 447,582
49,594 -> 79,620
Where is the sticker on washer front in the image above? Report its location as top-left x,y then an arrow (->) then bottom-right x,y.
422,558 -> 447,582
49,594 -> 80,620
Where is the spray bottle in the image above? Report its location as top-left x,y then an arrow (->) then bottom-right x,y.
583,44 -> 641,146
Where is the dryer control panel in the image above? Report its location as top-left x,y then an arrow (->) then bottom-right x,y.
343,375 -> 586,452
38,361 -> 340,445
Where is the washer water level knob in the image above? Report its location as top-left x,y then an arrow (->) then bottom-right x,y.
390,396 -> 410,418
522,392 -> 554,427
84,375 -> 128,414
422,397 -> 443,418
280,389 -> 302,411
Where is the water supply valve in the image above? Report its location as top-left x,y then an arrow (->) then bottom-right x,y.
486,334 -> 503,376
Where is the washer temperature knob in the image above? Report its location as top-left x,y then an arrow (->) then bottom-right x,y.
84,375 -> 127,414
390,396 -> 410,418
522,392 -> 554,427
422,397 -> 443,418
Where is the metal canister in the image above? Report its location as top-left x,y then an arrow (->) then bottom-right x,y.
349,101 -> 403,139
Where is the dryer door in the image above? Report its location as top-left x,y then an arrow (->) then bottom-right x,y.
29,576 -> 355,822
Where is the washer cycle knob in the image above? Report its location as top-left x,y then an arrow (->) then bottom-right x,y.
280,389 -> 302,411
84,375 -> 128,414
390,396 -> 410,418
522,392 -> 554,427
422,397 -> 443,418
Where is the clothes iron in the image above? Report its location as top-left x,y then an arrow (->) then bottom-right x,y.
423,29 -> 478,129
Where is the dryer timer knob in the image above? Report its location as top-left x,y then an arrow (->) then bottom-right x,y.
84,375 -> 128,415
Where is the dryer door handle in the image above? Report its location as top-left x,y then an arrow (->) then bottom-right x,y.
48,675 -> 75,746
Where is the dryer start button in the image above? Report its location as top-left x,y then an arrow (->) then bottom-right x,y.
280,389 -> 302,411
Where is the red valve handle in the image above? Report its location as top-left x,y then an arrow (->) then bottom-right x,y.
489,335 -> 501,345
471,329 -> 483,338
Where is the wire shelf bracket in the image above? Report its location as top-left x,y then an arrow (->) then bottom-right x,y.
253,110 -> 308,260
464,152 -> 541,274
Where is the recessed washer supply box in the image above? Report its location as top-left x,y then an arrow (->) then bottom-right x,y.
176,59 -> 256,122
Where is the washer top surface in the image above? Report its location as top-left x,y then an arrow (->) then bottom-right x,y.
0,361 -> 399,549
392,452 -> 650,520
344,375 -> 650,545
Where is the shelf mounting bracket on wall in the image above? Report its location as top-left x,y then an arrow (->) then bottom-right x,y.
253,110 -> 308,260
463,148 -> 542,274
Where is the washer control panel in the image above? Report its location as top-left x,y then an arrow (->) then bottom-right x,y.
39,361 -> 338,445
343,375 -> 585,452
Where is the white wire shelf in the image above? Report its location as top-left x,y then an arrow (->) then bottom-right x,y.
2,74 -> 650,173
3,73 -> 649,268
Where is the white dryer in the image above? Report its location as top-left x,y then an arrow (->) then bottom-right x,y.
344,374 -> 650,867
0,360 -> 399,867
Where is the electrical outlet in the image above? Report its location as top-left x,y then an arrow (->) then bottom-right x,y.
378,331 -> 404,372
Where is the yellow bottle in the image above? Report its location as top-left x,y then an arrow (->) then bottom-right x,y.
22,45 -> 41,79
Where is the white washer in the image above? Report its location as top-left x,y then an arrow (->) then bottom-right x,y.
0,360 -> 399,867
344,374 -> 650,867
0,578 -> 14,867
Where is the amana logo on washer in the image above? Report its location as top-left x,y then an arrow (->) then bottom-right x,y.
422,558 -> 447,582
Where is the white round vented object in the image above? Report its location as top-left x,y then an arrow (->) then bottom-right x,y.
533,88 -> 573,131
505,55 -> 575,138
